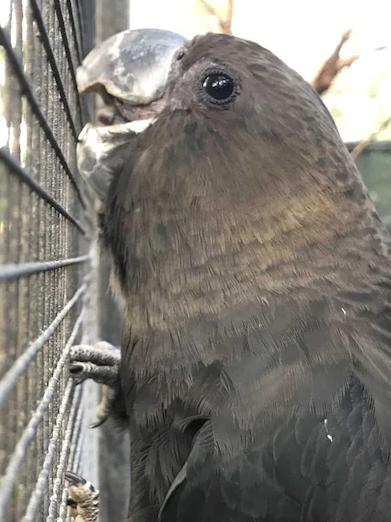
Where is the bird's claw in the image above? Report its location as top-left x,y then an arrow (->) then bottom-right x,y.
66,471 -> 99,521
69,341 -> 120,387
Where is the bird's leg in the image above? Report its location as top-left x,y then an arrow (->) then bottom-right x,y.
69,341 -> 122,425
66,471 -> 99,522
69,341 -> 120,387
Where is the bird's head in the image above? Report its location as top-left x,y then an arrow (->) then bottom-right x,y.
78,28 -> 371,212
78,30 -> 382,304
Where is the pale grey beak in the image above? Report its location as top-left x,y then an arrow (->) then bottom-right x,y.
76,28 -> 187,201
77,28 -> 187,107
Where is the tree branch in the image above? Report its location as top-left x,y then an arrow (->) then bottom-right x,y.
200,0 -> 234,34
312,30 -> 359,95
351,116 -> 391,160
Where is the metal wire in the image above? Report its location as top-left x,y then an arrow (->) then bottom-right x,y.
0,312 -> 84,514
0,284 -> 86,409
21,380 -> 74,522
65,0 -> 83,65
29,0 -> 79,141
56,387 -> 85,521
0,254 -> 90,281
0,24 -> 86,209
74,0 -> 86,56
52,0 -> 86,125
46,384 -> 83,521
0,147 -> 86,234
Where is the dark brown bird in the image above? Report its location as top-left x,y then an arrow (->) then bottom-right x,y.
72,31 -> 391,522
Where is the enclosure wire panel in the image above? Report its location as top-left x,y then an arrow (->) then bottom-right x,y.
0,0 -> 97,520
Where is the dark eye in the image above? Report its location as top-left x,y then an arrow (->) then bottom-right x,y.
202,72 -> 236,104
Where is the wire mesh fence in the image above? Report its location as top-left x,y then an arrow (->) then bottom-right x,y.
0,0 -> 98,520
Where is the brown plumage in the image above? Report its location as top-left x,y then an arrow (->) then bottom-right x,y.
82,32 -> 391,521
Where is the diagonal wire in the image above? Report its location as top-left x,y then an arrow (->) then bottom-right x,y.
56,393 -> 85,521
0,312 -> 84,514
21,380 -> 74,522
69,0 -> 86,58
52,0 -> 85,124
21,382 -> 83,522
65,0 -> 83,65
0,147 -> 86,235
29,0 -> 79,141
0,25 -> 86,208
0,254 -> 90,281
46,386 -> 84,521
0,285 -> 86,410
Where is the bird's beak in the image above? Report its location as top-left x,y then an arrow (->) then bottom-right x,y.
77,28 -> 187,120
77,29 -> 187,200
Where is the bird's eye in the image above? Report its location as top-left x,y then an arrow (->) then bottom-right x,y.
202,72 -> 236,104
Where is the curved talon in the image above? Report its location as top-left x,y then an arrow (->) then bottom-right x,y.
70,361 -> 119,387
69,341 -> 121,423
70,342 -> 120,381
66,471 -> 99,522
69,361 -> 96,384
94,385 -> 118,424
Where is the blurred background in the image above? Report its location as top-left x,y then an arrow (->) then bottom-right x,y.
129,0 -> 391,143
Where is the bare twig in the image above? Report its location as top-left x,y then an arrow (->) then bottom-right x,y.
312,30 -> 359,95
351,116 -> 391,159
200,0 -> 234,34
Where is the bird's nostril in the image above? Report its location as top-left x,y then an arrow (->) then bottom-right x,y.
70,364 -> 83,374
97,108 -> 115,125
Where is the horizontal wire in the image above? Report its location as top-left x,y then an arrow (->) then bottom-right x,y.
0,147 -> 86,235
0,26 -> 86,208
52,0 -> 85,124
0,285 -> 86,410
29,0 -> 79,141
0,312 -> 84,514
0,254 -> 90,281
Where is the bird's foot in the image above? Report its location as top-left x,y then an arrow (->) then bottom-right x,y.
66,471 -> 99,522
69,341 -> 125,425
69,341 -> 120,387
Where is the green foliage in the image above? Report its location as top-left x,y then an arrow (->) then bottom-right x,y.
354,143 -> 391,229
